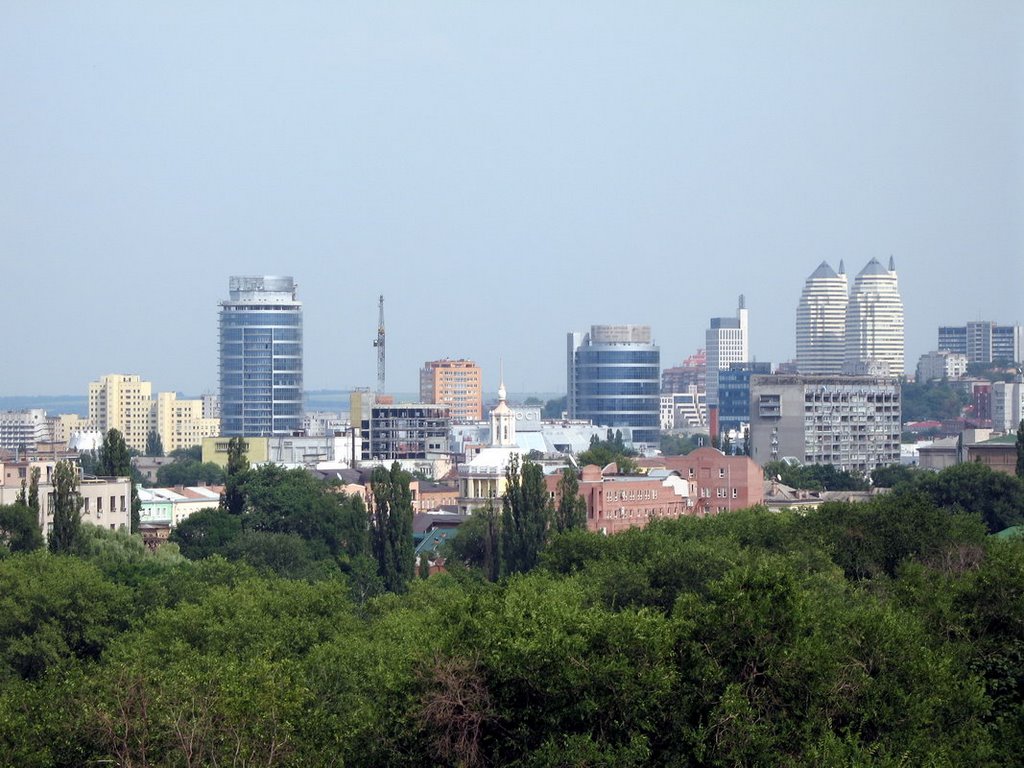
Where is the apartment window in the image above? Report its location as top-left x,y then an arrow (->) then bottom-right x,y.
719,468 -> 726,478
97,497 -> 103,513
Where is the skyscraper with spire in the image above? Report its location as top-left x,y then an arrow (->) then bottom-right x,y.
844,257 -> 904,376
796,261 -> 848,374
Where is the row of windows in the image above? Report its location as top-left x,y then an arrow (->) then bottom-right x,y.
575,398 -> 660,414
220,327 -> 301,342
576,350 -> 660,365
220,312 -> 302,327
577,382 -> 660,396
574,367 -> 661,380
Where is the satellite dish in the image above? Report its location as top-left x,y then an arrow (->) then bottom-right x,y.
776,474 -> 782,481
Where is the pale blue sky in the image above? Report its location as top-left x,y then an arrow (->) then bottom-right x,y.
2,2 -> 1021,396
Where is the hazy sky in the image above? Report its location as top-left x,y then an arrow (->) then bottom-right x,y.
2,2 -> 1021,397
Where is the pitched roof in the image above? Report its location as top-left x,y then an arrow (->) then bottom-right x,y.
808,261 -> 838,280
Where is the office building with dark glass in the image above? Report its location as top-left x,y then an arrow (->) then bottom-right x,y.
219,276 -> 303,436
567,325 -> 660,450
718,361 -> 772,434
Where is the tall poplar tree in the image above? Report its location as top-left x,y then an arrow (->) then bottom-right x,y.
553,468 -> 587,534
49,460 -> 83,554
1016,419 -> 1024,479
221,437 -> 250,516
501,455 -> 551,575
27,466 -> 40,514
369,462 -> 414,592
97,429 -> 140,532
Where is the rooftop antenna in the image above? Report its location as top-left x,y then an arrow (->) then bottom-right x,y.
373,295 -> 386,395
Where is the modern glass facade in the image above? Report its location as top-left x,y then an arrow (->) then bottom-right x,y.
219,276 -> 303,436
718,362 -> 772,434
568,325 -> 661,449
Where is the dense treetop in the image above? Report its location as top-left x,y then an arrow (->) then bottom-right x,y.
1,461 -> 1024,765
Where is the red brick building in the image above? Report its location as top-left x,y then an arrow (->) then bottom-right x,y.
547,464 -> 695,535
636,447 -> 764,514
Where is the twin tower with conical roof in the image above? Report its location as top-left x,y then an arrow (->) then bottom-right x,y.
796,258 -> 904,376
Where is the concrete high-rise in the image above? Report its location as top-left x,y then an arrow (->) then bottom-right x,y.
796,261 -> 848,374
567,325 -> 660,450
705,297 -> 749,407
938,321 -> 1023,365
219,276 -> 303,436
749,374 -> 901,472
419,359 -> 482,422
844,257 -> 904,376
88,374 -> 154,452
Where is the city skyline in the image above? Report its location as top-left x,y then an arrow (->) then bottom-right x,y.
2,4 -> 1021,396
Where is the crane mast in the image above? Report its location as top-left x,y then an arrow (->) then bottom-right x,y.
373,295 -> 385,395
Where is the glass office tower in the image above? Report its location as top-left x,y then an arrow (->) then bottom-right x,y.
567,325 -> 661,450
219,276 -> 303,436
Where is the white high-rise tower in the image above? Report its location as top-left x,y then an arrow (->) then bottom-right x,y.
796,261 -> 848,374
844,257 -> 904,376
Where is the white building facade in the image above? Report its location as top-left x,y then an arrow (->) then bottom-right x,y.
796,261 -> 848,374
844,258 -> 905,377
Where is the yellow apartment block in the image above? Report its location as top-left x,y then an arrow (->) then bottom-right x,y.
78,374 -> 220,453
89,374 -> 153,452
202,436 -> 270,468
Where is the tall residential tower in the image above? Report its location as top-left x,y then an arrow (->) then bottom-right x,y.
796,261 -> 848,374
219,276 -> 303,436
844,257 -> 904,376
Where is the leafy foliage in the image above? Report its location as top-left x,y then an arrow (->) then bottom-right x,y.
763,460 -> 869,491
553,468 -> 587,534
0,503 -> 43,555
145,430 -> 164,457
577,430 -> 639,473
660,432 -> 709,456
370,462 -> 414,592
901,380 -> 969,422
49,460 -> 83,554
501,455 -> 551,576
2,470 -> 1024,765
97,429 -> 142,531
155,458 -> 225,487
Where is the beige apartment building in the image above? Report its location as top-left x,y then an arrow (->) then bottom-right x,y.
419,359 -> 483,422
154,392 -> 220,453
0,458 -> 132,535
55,374 -> 220,454
89,374 -> 154,451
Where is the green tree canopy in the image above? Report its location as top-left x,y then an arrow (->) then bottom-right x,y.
501,455 -> 551,575
49,460 -> 83,554
0,503 -> 43,555
553,468 -> 587,534
155,459 -> 225,488
145,430 -> 164,457
369,462 -> 414,592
